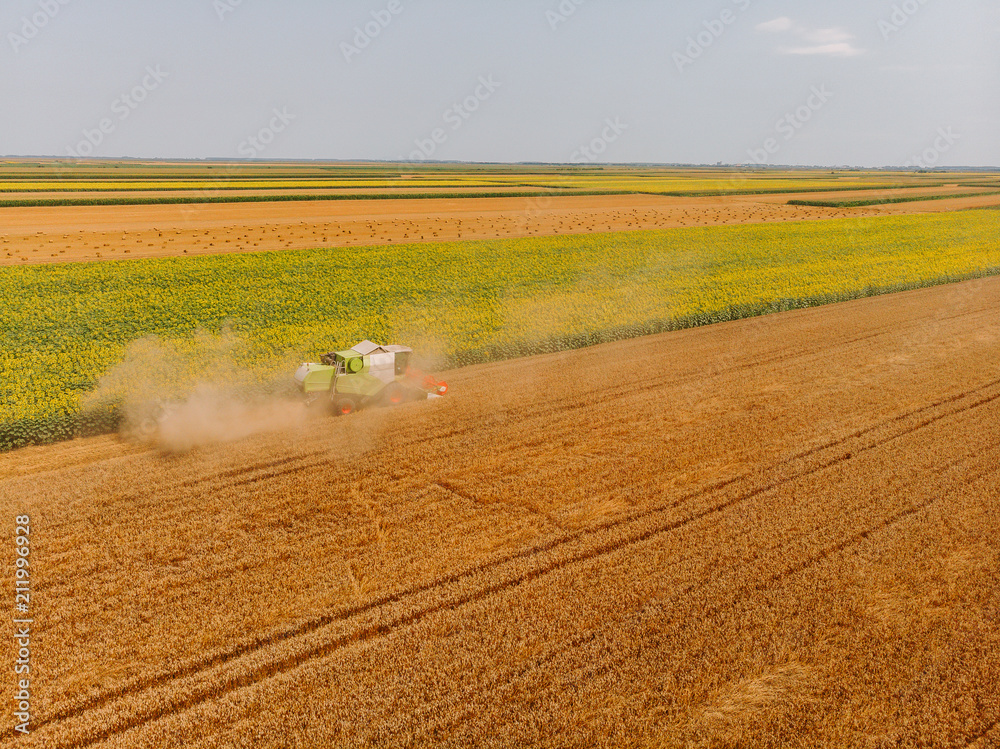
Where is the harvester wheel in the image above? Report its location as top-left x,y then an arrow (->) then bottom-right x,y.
136,417 -> 159,438
134,402 -> 166,439
333,396 -> 357,416
382,383 -> 406,406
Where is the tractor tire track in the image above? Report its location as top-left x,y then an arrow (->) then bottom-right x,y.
178,452 -> 329,489
963,718 -> 1000,748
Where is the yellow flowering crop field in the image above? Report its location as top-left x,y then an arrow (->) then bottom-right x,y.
0,177 -> 944,196
5,162 -> 992,199
1,210 -> 998,451
0,179 -> 503,192
470,174 -> 918,193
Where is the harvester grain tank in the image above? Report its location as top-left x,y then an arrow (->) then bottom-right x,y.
294,340 -> 447,415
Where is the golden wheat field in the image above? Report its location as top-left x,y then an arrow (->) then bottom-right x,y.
1,274 -> 998,748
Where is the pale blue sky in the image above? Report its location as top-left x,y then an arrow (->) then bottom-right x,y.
3,0 -> 998,166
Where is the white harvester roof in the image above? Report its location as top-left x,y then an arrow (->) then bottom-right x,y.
351,340 -> 412,356
351,340 -> 385,355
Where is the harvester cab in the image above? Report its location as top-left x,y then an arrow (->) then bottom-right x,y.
294,340 -> 447,415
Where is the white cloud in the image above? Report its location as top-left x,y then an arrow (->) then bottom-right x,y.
801,27 -> 853,45
755,17 -> 865,57
782,42 -> 864,58
756,17 -> 795,33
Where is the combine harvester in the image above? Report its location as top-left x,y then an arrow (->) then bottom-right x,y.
294,340 -> 448,415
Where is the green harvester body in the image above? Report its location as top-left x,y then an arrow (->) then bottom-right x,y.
294,340 -> 447,414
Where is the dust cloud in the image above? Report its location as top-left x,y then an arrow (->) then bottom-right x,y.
152,385 -> 310,454
82,330 -> 315,454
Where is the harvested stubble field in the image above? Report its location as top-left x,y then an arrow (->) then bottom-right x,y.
1,276 -> 998,747
0,192 -> 865,266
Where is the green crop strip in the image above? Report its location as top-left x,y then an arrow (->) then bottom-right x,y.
787,191 -> 1000,208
